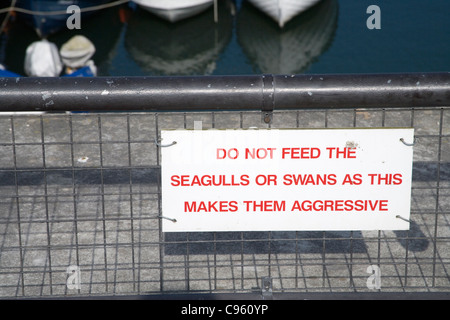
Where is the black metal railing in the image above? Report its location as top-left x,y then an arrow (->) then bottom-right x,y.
0,73 -> 448,112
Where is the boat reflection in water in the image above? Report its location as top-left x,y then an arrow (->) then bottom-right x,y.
237,0 -> 338,74
125,1 -> 233,76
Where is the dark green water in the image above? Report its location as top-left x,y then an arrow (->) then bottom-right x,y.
1,0 -> 449,76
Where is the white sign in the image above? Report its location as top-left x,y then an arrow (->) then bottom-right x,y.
161,128 -> 414,232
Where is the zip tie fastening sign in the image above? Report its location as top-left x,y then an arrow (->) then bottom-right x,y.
159,216 -> 177,223
155,138 -> 177,148
400,137 -> 416,147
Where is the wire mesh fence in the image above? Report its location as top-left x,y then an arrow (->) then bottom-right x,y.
0,107 -> 448,298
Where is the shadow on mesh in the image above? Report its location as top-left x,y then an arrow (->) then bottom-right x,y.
394,220 -> 430,252
164,231 -> 367,255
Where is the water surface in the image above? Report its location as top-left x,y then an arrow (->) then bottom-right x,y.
1,0 -> 449,76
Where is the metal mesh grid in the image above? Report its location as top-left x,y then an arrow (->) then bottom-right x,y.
0,108 -> 448,298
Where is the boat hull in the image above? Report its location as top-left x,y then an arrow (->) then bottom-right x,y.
248,0 -> 322,27
15,0 -> 112,37
132,0 -> 214,22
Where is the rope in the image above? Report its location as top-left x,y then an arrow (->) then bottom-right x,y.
0,0 -> 130,16
0,0 -> 17,35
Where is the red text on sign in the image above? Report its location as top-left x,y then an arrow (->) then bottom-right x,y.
243,200 -> 286,212
283,174 -> 337,186
291,199 -> 389,212
245,148 -> 276,159
185,201 -> 238,213
255,174 -> 277,185
281,147 -> 321,159
326,147 -> 357,159
217,148 -> 239,159
171,174 -> 250,186
368,173 -> 403,185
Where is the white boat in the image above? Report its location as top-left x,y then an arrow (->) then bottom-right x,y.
248,0 -> 322,27
131,0 -> 214,22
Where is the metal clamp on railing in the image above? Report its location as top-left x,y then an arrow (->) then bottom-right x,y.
262,74 -> 275,124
